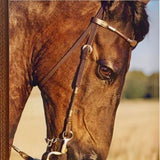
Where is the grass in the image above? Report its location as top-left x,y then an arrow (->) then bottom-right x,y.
107,99 -> 159,160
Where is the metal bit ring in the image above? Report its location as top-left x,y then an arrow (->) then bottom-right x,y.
62,131 -> 74,140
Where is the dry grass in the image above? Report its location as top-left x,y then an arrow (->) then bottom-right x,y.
10,87 -> 159,160
107,100 -> 159,160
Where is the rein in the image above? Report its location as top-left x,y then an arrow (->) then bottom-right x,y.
12,6 -> 137,160
44,7 -> 103,159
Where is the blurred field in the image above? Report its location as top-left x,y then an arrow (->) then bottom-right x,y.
10,87 -> 159,160
107,99 -> 159,160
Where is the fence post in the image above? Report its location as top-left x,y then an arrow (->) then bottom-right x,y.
0,0 -> 9,159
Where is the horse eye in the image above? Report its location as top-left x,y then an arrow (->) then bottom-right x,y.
96,64 -> 116,84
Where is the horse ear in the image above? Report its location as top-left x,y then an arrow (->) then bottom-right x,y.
140,0 -> 150,5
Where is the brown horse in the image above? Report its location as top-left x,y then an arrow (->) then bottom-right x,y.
9,1 -> 149,160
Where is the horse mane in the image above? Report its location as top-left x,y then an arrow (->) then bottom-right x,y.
102,1 -> 149,43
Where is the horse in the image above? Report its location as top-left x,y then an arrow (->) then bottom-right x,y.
9,1 -> 149,160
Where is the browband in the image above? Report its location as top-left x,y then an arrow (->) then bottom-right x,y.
92,17 -> 137,48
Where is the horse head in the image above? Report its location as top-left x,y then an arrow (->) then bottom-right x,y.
38,1 -> 149,160
9,0 -> 149,160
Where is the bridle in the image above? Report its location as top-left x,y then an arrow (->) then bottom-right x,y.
11,6 -> 137,160
40,6 -> 137,160
39,7 -> 137,87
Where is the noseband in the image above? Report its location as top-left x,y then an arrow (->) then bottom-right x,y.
38,6 -> 138,159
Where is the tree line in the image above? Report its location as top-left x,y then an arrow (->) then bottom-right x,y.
122,71 -> 159,99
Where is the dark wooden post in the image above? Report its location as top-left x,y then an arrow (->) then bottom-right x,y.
0,0 -> 9,159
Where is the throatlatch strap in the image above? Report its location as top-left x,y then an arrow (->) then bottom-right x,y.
39,24 -> 92,86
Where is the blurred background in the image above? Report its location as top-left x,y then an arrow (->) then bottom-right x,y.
10,1 -> 159,160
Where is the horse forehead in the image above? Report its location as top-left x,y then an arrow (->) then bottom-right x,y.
93,35 -> 130,62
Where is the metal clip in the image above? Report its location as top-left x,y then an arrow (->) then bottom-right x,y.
82,44 -> 93,54
61,131 -> 73,154
46,151 -> 62,160
46,131 -> 73,159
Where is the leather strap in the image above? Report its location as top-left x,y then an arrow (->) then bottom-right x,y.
63,8 -> 103,136
92,17 -> 137,47
39,24 -> 91,86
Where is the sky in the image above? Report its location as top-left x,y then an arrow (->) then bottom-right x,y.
129,0 -> 159,75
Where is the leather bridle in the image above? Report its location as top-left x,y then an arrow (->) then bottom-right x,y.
11,6 -> 137,160
41,6 -> 137,159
